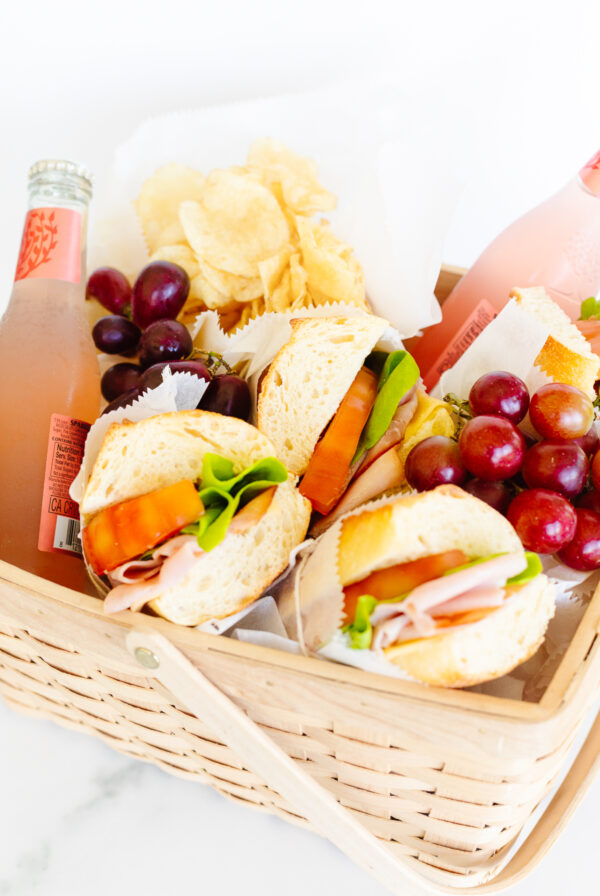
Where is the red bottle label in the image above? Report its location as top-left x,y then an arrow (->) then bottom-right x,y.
15,207 -> 82,283
580,149 -> 600,197
38,414 -> 90,557
421,299 -> 497,392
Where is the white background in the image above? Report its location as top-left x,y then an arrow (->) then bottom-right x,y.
1,1 -> 600,893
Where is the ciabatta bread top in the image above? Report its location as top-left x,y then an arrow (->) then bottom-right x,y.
338,485 -> 523,587
80,410 -> 282,520
510,286 -> 600,397
383,574 -> 555,687
257,315 -> 389,475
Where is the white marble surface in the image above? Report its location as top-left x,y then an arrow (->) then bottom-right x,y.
2,2 -> 600,894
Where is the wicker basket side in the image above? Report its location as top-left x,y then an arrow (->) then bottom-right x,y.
0,607 -> 588,882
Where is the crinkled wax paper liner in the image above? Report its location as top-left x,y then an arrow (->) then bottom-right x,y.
191,303 -> 405,419
90,77 -> 463,337
433,298 -> 552,401
276,492 -> 418,680
70,369 -> 209,505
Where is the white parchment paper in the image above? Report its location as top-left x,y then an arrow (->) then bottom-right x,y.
89,78 -> 461,338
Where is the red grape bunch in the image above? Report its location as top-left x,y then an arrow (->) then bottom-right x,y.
87,263 -> 251,421
405,371 -> 600,570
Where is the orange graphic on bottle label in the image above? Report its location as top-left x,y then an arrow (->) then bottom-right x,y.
580,149 -> 600,197
15,207 -> 81,282
38,414 -> 90,557
422,299 -> 497,392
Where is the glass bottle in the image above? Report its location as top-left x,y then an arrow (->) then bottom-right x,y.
0,160 -> 101,592
412,149 -> 600,391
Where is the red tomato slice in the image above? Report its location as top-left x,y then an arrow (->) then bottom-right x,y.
343,549 -> 469,624
299,367 -> 378,515
83,480 -> 203,575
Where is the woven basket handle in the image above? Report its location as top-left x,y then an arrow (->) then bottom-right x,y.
126,629 -> 600,896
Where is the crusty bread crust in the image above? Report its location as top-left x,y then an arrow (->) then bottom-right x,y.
257,315 -> 389,475
81,410 -> 280,521
383,576 -> 555,687
338,485 -> 522,586
329,486 -> 555,687
510,286 -> 600,397
80,410 -> 311,626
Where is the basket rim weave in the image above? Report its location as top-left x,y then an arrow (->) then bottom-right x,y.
2,558 -> 599,726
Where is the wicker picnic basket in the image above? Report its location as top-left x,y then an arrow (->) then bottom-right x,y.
1,265 -> 600,895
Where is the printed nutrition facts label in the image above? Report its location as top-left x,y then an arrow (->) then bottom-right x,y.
38,414 -> 90,556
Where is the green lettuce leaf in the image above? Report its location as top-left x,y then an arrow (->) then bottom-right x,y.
506,551 -> 543,585
442,551 -> 542,586
354,350 -> 420,461
342,594 -> 377,649
579,297 -> 600,320
342,552 -> 542,649
182,453 -> 287,552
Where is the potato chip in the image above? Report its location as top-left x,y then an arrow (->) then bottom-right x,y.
247,138 -> 337,215
149,244 -> 200,282
289,252 -> 308,303
198,258 -> 263,304
179,171 -> 290,277
296,217 -> 366,307
134,141 -> 368,328
235,297 -> 265,330
264,270 -> 293,312
188,272 -> 229,311
258,245 -> 293,298
136,164 -> 206,253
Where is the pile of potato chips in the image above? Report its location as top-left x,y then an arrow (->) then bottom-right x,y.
135,139 -> 368,331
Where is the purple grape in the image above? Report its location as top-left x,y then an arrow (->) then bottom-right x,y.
131,261 -> 190,329
469,371 -> 530,424
198,375 -> 251,421
101,363 -> 142,401
404,436 -> 468,491
558,508 -> 600,570
459,415 -> 526,480
138,320 -> 193,369
86,267 -> 132,315
522,440 -> 588,499
101,387 -> 141,415
92,315 -> 141,355
576,490 -> 600,514
507,488 -> 577,553
573,423 -> 600,456
140,359 -> 212,392
462,478 -> 512,514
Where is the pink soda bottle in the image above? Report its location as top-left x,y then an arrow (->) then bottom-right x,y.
412,149 -> 600,391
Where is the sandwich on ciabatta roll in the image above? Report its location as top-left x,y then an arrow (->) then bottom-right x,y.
280,486 -> 555,687
80,410 -> 311,626
257,315 -> 453,530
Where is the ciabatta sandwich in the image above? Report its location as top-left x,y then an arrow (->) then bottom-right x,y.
80,410 -> 311,626
511,286 -> 599,397
280,486 -> 555,687
257,315 -> 453,529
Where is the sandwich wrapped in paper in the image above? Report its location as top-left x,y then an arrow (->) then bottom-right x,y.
257,314 -> 454,530
278,486 -> 556,687
79,410 -> 310,625
437,285 -> 600,401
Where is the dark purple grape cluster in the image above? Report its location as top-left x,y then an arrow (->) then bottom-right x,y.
89,262 -> 251,421
405,371 -> 600,570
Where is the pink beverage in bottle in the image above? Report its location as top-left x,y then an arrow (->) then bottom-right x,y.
0,160 -> 100,592
412,150 -> 600,391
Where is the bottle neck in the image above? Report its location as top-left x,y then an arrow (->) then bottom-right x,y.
579,149 -> 600,197
15,165 -> 92,285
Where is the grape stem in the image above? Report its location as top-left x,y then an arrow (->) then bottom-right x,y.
443,392 -> 472,440
188,348 -> 233,375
